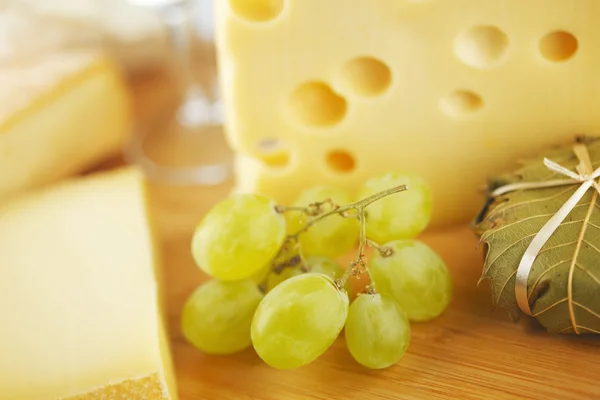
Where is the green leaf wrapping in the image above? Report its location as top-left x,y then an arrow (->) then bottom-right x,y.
473,137 -> 600,334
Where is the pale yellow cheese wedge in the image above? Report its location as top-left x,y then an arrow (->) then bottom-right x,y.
0,52 -> 131,204
215,0 -> 600,226
3,1 -> 170,71
0,168 -> 177,400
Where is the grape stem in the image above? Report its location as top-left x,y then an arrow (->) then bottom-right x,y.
273,185 -> 407,294
367,240 -> 394,257
283,185 -> 407,240
257,238 -> 307,293
340,210 -> 378,294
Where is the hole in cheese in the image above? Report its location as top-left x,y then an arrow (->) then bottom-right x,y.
454,25 -> 509,68
326,150 -> 356,173
340,56 -> 392,97
539,31 -> 578,62
289,81 -> 347,127
440,90 -> 483,117
229,0 -> 284,22
255,138 -> 290,168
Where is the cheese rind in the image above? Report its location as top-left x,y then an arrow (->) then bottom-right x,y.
216,0 -> 600,226
0,168 -> 177,400
66,374 -> 165,400
0,52 -> 131,204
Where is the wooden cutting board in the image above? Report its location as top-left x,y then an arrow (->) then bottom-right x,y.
131,71 -> 600,400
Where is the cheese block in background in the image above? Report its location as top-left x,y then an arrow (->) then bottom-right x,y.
0,168 -> 178,400
215,0 -> 600,226
2,0 -> 170,71
0,52 -> 131,203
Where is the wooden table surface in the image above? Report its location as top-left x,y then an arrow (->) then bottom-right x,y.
129,71 -> 600,400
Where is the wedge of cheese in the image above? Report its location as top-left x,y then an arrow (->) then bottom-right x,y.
215,0 -> 600,226
6,0 -> 170,71
0,51 -> 131,204
0,168 -> 177,400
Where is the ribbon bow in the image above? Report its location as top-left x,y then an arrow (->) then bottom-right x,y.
491,143 -> 600,320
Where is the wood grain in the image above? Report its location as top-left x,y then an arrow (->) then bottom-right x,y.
131,72 -> 600,400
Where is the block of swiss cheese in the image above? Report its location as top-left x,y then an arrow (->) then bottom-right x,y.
0,168 -> 177,400
0,51 -> 131,204
215,0 -> 599,226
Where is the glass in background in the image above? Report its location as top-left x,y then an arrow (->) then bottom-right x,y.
125,0 -> 232,186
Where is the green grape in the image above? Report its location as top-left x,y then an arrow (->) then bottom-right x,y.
345,293 -> 410,369
251,273 -> 349,369
181,279 -> 263,355
286,186 -> 359,258
250,264 -> 271,285
359,173 -> 432,242
305,256 -> 343,278
265,257 -> 349,293
304,256 -> 350,294
265,267 -> 302,292
255,245 -> 302,289
191,194 -> 286,281
369,240 -> 452,321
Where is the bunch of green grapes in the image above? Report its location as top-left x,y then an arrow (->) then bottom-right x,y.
181,173 -> 452,370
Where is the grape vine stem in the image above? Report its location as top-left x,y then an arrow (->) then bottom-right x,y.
274,185 -> 407,294
281,185 -> 407,239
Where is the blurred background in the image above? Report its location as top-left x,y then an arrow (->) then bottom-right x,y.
1,0 -> 232,201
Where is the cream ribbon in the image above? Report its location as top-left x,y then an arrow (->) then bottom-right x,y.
491,144 -> 600,316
